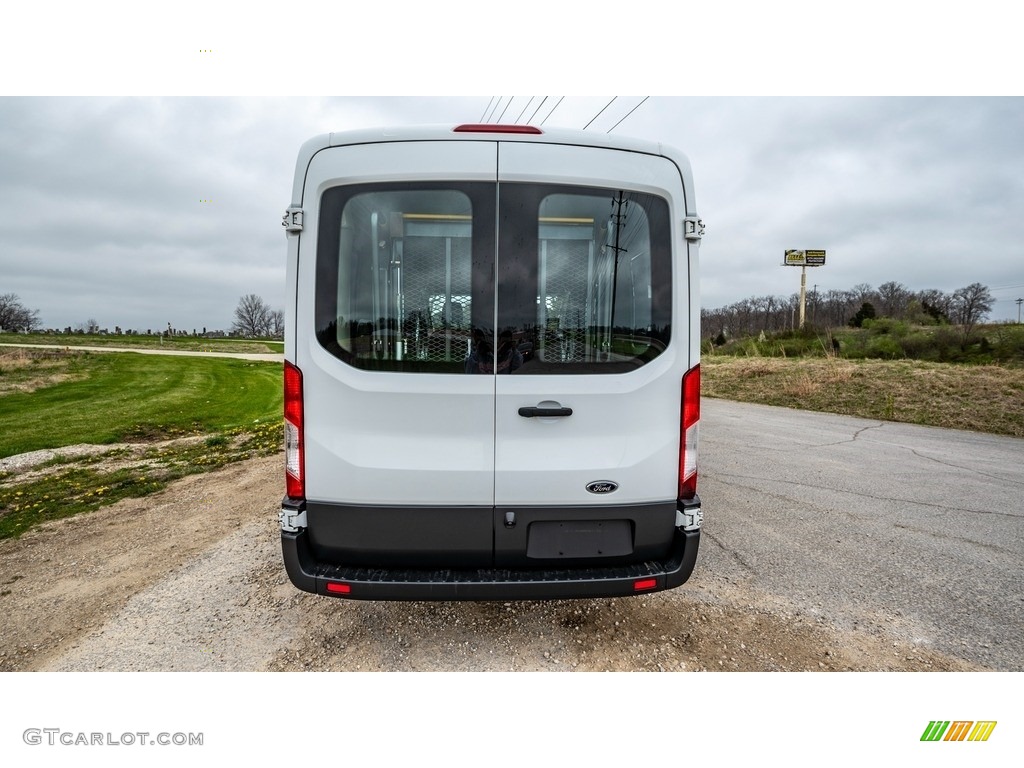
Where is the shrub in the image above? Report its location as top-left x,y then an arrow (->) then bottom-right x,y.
865,318 -> 910,337
866,335 -> 903,359
932,326 -> 963,362
898,331 -> 935,360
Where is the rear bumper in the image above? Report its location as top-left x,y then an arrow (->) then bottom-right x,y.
281,517 -> 700,601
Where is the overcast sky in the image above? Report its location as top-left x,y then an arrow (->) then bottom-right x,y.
2,6 -> 1022,332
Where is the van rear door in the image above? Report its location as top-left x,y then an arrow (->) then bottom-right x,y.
491,140 -> 689,567
298,140 -> 498,567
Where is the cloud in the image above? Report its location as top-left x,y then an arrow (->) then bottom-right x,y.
2,96 -> 1023,330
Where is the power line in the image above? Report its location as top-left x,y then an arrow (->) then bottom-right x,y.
483,97 -> 502,123
497,97 -> 515,123
606,96 -> 649,133
540,96 -> 565,126
527,96 -> 548,124
479,97 -> 496,122
583,97 -> 617,130
515,97 -> 535,124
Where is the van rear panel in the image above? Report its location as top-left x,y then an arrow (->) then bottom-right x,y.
282,125 -> 702,600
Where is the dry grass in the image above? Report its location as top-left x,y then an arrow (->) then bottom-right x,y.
0,348 -> 86,395
702,356 -> 1024,437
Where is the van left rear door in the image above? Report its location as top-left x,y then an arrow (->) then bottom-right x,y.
298,139 -> 498,568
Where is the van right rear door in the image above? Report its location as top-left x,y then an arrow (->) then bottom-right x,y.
491,139 -> 689,568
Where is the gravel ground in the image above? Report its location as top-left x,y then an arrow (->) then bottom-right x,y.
0,443 -> 120,474
0,454 -> 983,673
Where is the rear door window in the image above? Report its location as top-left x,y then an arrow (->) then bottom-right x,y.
315,183 -> 495,373
315,181 -> 670,375
496,184 -> 672,374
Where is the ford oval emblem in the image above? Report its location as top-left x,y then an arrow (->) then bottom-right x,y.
586,481 -> 618,494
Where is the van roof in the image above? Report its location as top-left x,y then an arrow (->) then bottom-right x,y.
309,123 -> 672,153
290,124 -> 695,214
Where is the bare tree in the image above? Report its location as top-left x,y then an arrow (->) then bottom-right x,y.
231,294 -> 272,337
753,294 -> 778,332
849,283 -> 877,307
269,308 -> 285,339
876,281 -> 913,319
821,288 -> 859,329
0,293 -> 42,332
950,282 -> 994,347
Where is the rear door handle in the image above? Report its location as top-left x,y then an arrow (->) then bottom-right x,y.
518,406 -> 573,418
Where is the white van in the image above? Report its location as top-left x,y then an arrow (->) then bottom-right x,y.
280,123 -> 703,600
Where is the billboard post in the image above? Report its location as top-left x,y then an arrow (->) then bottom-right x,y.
783,250 -> 826,328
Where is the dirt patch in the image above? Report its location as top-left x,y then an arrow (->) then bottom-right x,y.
0,455 -> 281,671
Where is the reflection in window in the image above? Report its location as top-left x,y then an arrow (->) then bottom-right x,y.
316,182 -> 669,375
323,189 -> 480,372
535,192 -> 659,366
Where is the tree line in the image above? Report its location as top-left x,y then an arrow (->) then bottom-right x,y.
5,283 -> 1002,343
701,281 -> 997,341
0,292 -> 284,340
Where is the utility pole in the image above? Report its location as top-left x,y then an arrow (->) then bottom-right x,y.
798,267 -> 806,329
1017,297 -> 1023,324
607,192 -> 629,347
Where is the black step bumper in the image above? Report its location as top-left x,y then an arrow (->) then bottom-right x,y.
281,524 -> 700,601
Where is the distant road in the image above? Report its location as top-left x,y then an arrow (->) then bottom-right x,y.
0,342 -> 282,363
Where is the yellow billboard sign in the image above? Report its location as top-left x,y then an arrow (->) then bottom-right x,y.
783,249 -> 826,266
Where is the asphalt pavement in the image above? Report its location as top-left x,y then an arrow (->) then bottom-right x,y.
699,398 -> 1024,670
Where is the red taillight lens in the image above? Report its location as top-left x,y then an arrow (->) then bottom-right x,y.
634,578 -> 658,592
284,361 -> 304,500
325,582 -> 351,595
679,365 -> 700,500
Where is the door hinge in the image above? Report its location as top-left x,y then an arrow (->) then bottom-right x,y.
676,503 -> 702,531
279,506 -> 307,532
282,206 -> 304,234
683,216 -> 704,242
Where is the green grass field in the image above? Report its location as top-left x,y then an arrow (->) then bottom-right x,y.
0,347 -> 283,538
0,348 -> 282,457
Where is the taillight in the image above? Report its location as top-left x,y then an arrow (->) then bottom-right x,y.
679,365 -> 700,500
284,361 -> 304,500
